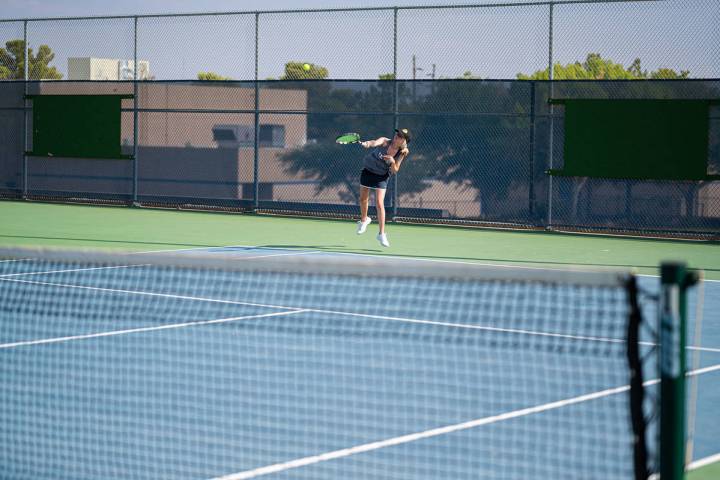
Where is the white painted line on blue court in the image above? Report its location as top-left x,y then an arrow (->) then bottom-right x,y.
212,362 -> 720,480
3,276 -> 718,354
0,277 -> 302,311
24,242 -> 715,283
132,247 -> 219,254
240,251 -> 318,260
195,242 -> 720,282
133,245 -> 275,254
688,452 -> 720,471
0,264 -> 150,278
0,309 -> 308,349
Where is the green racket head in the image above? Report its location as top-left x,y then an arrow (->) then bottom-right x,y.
335,133 -> 361,144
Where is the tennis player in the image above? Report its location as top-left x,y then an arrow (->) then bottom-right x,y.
356,128 -> 411,247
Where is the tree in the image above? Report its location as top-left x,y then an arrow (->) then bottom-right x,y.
276,54 -> 701,222
650,68 -> 690,79
0,40 -> 62,80
276,70 -> 405,204
628,58 -> 646,79
459,71 -> 482,80
516,53 -> 690,80
517,53 -> 701,222
276,75 -> 523,214
197,71 -> 232,80
281,62 -> 328,80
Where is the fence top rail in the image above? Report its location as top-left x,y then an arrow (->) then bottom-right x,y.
1,78 -> 719,86
0,0 -> 667,24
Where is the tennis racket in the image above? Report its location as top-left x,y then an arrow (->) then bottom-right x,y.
335,132 -> 362,145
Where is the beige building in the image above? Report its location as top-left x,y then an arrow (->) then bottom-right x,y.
68,58 -> 151,80
25,81 -> 486,217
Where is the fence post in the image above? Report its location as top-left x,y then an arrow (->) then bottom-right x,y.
132,16 -> 139,205
528,80 -> 536,219
22,20 -> 28,198
545,2 -> 555,229
253,12 -> 260,212
392,7 -> 399,220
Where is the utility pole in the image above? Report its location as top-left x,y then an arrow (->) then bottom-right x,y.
412,55 -> 436,96
412,54 -> 417,98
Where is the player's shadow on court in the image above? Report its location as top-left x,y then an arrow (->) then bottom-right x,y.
260,244 -> 384,253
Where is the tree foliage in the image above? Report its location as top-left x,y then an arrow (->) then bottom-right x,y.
197,71 -> 232,80
277,54 -> 698,218
517,53 -> 690,80
281,62 -> 328,80
0,40 -> 62,80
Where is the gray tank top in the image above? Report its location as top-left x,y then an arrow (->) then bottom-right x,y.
362,143 -> 402,175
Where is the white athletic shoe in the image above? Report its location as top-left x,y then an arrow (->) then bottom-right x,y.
356,217 -> 372,234
377,233 -> 390,247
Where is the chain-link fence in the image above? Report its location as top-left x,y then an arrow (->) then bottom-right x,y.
0,1 -> 719,237
1,1 -> 718,82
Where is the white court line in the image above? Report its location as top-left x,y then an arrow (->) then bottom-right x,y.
3,276 -> 719,354
133,242 -> 598,272
135,245 -> 320,260
213,362 -> 720,480
0,309 -> 307,349
177,242 -> 720,282
205,244 -> 593,272
228,251 -> 318,260
689,452 -> 720,471
0,247 -> 318,278
132,246 -> 230,254
683,344 -> 720,354
296,306 -> 720,354
0,277 -> 300,311
6,242 -> 718,282
0,251 -> 317,278
0,264 -> 150,278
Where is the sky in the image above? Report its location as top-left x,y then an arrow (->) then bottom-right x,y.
1,0 -> 718,80
2,0 -> 576,18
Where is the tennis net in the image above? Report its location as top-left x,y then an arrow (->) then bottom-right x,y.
0,247 -> 656,479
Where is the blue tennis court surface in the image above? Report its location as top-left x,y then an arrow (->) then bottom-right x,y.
1,246 -> 718,479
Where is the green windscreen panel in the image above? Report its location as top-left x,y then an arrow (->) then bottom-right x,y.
548,99 -> 716,181
27,94 -> 133,159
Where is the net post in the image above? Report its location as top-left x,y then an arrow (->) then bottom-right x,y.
659,262 -> 695,480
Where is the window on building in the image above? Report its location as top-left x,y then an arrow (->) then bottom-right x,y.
259,124 -> 285,148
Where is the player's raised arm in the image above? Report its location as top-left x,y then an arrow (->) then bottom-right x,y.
361,137 -> 389,149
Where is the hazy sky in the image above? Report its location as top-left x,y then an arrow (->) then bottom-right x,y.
1,0 -> 718,80
3,0 -> 581,18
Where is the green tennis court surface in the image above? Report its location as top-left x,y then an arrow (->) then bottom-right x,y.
2,200 -> 719,478
1,201 -> 718,279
